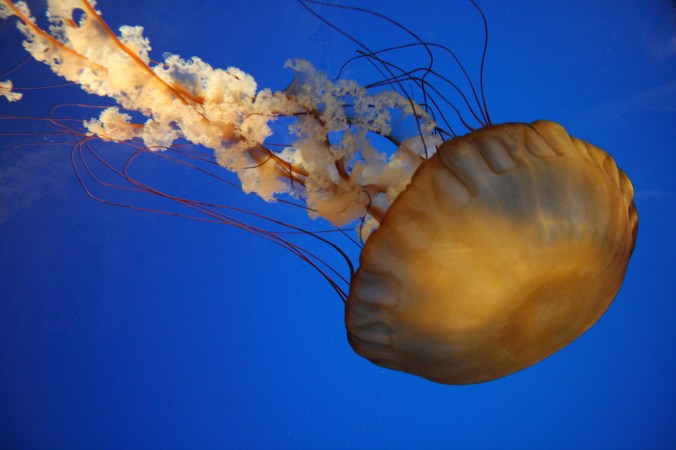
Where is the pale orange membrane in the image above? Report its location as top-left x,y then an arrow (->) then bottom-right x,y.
0,0 -> 439,232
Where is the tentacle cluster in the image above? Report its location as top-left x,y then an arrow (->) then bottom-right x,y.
0,0 -> 440,239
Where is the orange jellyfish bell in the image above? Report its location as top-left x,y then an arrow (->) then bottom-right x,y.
346,120 -> 638,384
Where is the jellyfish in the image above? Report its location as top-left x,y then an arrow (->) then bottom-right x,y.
0,0 -> 637,384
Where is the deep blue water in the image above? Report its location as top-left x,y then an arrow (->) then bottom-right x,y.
1,0 -> 674,448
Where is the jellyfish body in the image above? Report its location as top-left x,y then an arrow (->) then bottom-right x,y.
346,121 -> 638,384
1,1 -> 639,384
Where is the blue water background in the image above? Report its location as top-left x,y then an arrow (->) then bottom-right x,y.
1,0 -> 674,448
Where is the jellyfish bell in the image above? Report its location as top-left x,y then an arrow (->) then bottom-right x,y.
346,120 -> 638,384
0,0 -> 638,385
